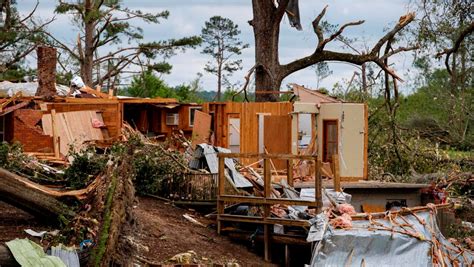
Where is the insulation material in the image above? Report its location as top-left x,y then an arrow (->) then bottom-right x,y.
191,110 -> 212,147
42,110 -> 105,156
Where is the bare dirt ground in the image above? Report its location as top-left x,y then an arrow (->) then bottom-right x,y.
0,201 -> 53,243
0,198 -> 266,266
135,196 -> 266,266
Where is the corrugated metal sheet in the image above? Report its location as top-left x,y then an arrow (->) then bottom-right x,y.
310,211 -> 474,266
190,144 -> 252,188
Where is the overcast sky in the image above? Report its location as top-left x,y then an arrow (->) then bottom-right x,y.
18,0 -> 418,93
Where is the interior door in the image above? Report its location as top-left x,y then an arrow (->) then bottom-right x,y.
323,120 -> 338,162
264,115 -> 291,169
228,116 -> 240,153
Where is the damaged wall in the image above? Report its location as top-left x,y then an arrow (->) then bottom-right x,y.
46,99 -> 121,139
317,103 -> 368,180
202,102 -> 292,153
10,109 -> 53,153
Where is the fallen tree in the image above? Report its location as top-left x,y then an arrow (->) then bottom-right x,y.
0,167 -> 75,220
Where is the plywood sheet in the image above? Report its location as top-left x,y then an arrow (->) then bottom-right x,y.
191,110 -> 212,147
42,110 -> 105,156
264,115 -> 291,169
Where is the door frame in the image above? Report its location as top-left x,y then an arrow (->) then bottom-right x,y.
322,119 -> 339,162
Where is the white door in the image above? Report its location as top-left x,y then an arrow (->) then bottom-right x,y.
228,118 -> 240,153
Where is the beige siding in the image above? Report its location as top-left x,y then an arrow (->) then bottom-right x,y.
318,103 -> 366,179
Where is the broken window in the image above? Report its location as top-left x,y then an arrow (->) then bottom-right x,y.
323,120 -> 338,162
189,107 -> 202,127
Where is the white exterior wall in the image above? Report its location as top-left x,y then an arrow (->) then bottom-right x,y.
317,103 -> 366,179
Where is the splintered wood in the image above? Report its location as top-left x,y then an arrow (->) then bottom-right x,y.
42,110 -> 106,156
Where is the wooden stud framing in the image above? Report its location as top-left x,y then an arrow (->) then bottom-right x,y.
216,152 -> 322,263
217,156 -> 225,234
50,109 -> 60,158
332,154 -> 341,192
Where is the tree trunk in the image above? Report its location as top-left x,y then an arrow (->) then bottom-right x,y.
0,245 -> 17,267
81,0 -> 95,86
252,0 -> 281,102
0,168 -> 75,220
217,64 -> 222,101
361,63 -> 367,94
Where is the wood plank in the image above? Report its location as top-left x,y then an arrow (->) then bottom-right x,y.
218,214 -> 310,227
332,154 -> 341,192
219,195 -> 317,206
218,152 -> 317,160
50,109 -> 60,158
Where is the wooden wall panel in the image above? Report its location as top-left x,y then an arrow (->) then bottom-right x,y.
264,115 -> 291,169
46,101 -> 121,139
203,102 -> 292,156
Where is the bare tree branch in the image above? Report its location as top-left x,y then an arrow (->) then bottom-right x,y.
436,21 -> 474,75
282,10 -> 416,82
319,20 -> 365,51
311,5 -> 328,46
275,0 -> 290,24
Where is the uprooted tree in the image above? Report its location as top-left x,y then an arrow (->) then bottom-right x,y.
250,0 -> 418,101
48,0 -> 201,88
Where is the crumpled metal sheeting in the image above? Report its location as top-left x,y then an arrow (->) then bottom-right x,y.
50,245 -> 80,267
190,144 -> 252,188
310,211 -> 474,267
300,188 -> 352,208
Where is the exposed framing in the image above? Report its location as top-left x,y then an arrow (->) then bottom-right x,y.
216,152 -> 322,262
188,106 -> 202,127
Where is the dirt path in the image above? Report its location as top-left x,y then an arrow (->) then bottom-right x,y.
0,197 -> 266,266
135,196 -> 266,266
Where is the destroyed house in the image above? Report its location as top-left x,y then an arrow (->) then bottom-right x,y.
202,84 -> 368,181
119,97 -> 202,139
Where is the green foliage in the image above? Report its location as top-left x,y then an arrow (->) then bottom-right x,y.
0,142 -> 27,170
51,1 -> 201,86
313,62 -> 333,88
124,71 -> 176,98
131,142 -> 187,195
123,71 -> 204,103
0,1 -> 45,74
63,147 -> 107,189
201,16 -> 248,99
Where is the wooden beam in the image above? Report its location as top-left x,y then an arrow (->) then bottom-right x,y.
219,195 -> 317,206
315,159 -> 323,212
218,214 -> 310,227
332,154 -> 341,192
287,159 -> 294,187
0,101 -> 28,116
226,231 -> 309,246
50,109 -> 60,158
218,152 -> 316,160
217,156 -> 225,234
